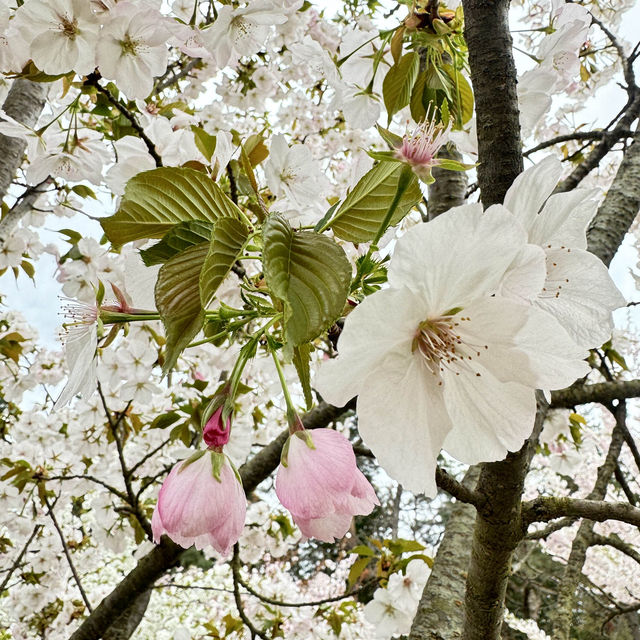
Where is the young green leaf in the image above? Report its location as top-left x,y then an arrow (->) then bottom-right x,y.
155,242 -> 209,373
382,51 -> 419,123
263,215 -> 351,357
140,220 -> 213,266
199,217 -> 249,308
324,162 -> 422,242
101,167 -> 242,246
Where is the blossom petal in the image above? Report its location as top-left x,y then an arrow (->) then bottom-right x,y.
455,297 -> 589,390
535,248 -> 625,348
315,287 -> 425,406
503,156 -> 562,231
387,203 -> 528,311
529,189 -> 599,250
500,244 -> 547,302
442,367 -> 536,464
356,353 -> 451,496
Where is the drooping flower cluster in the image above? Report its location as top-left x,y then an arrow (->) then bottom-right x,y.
316,157 -> 624,495
153,401 -> 379,551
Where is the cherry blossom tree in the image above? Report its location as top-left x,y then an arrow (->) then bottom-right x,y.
1,1 -> 640,639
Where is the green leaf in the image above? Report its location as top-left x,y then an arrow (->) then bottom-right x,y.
442,64 -> 474,125
101,167 -> 242,246
350,544 -> 376,557
383,51 -> 419,123
292,343 -> 313,410
150,412 -> 181,430
199,217 -> 249,308
437,158 -> 476,172
410,71 -> 427,122
140,220 -> 213,266
325,162 -> 422,242
190,125 -> 217,162
155,242 -> 209,373
263,215 -> 351,356
347,556 -> 371,590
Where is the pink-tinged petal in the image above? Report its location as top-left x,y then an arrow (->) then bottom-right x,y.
153,452 -> 245,555
357,353 -> 452,496
275,428 -> 378,540
315,287 -> 425,407
295,512 -> 354,542
535,248 -> 625,349
442,366 -> 536,464
388,204 -> 528,311
503,156 -> 562,232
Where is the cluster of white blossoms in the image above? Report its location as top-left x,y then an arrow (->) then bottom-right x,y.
364,560 -> 431,638
317,156 -> 624,495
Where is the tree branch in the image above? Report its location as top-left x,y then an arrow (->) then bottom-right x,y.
550,379 -> 640,408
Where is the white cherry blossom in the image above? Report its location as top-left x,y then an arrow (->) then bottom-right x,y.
13,0 -> 100,75
96,3 -> 169,99
316,204 -> 589,495
502,156 -> 626,349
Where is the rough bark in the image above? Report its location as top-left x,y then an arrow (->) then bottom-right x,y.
0,180 -> 50,251
102,590 -> 152,640
462,0 -> 522,208
459,0 -> 529,637
0,79 -> 47,200
68,400 -> 353,640
587,130 -> 640,267
427,146 -> 468,220
551,405 -> 626,640
409,467 -> 480,640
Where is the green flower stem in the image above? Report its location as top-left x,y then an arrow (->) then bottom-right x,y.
267,337 -> 298,430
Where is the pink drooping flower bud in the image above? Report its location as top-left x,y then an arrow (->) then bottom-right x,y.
152,450 -> 246,556
203,406 -> 231,449
394,117 -> 451,183
275,428 -> 379,542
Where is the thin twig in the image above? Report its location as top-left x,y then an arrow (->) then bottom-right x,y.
44,494 -> 93,612
85,73 -> 162,167
0,523 -> 43,592
232,544 -> 270,640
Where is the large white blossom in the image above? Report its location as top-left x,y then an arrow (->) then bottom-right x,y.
317,204 -> 590,495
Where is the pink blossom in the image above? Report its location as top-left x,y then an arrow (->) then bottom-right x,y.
152,451 -> 246,555
203,406 -> 231,449
394,118 -> 451,182
275,428 -> 379,542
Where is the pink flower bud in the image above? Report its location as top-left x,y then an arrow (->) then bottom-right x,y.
203,406 -> 231,449
275,428 -> 379,542
152,451 -> 246,556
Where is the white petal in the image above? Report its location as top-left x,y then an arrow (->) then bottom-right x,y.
500,244 -> 547,302
456,297 -> 589,390
55,329 -> 98,407
535,248 -> 626,348
442,366 -> 536,464
356,353 -> 452,496
503,157 -> 562,232
529,188 -> 599,250
388,203 -> 528,312
315,287 -> 425,407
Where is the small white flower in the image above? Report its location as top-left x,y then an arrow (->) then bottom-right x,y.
203,1 -> 288,68
14,0 -> 100,75
364,587 -> 412,638
264,134 -> 330,212
96,4 -> 169,99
